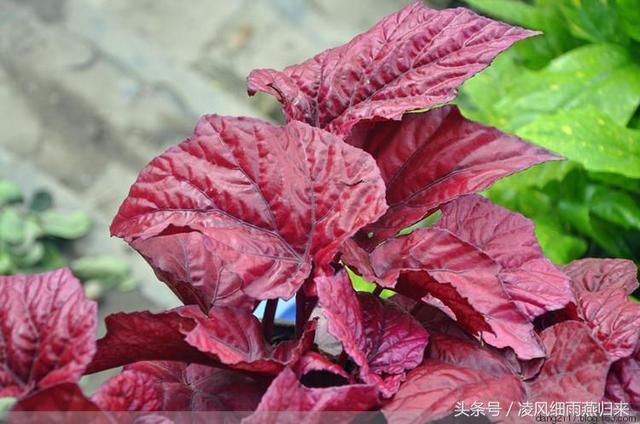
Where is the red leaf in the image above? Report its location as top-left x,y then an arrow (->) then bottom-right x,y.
365,227 -> 545,359
294,352 -> 353,385
87,306 -> 314,375
575,288 -> 640,360
248,3 -> 537,137
349,108 -> 560,247
562,258 -> 639,294
244,368 -> 379,423
525,321 -> 610,404
606,346 -> 640,411
382,334 -> 525,423
111,116 -> 386,302
86,306 -> 211,374
91,370 -> 161,411
11,383 -> 99,412
384,321 -> 611,422
316,271 -> 429,397
123,361 -> 270,412
0,268 -> 97,397
435,195 -> 572,319
133,232 -> 256,311
184,307 -> 317,374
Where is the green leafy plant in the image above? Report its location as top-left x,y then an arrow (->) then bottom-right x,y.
460,0 -> 640,265
0,178 -> 135,298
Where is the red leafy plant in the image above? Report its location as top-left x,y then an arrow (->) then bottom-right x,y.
2,2 -> 639,422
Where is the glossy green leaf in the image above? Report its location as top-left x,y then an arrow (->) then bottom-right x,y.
494,44 -> 640,129
346,267 -> 393,299
39,210 -> 92,239
589,172 -> 640,193
518,108 -> 640,178
590,187 -> 640,230
534,219 -> 588,264
560,0 -> 629,46
464,0 -> 539,27
617,0 -> 640,41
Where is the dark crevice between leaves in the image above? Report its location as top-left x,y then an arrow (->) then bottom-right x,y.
299,370 -> 350,388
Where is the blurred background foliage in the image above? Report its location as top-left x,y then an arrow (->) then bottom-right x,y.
0,177 -> 136,300
459,0 -> 640,265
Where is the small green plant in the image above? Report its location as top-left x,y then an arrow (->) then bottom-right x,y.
0,178 -> 135,298
461,0 -> 640,265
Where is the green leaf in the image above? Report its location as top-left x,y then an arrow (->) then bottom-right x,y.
589,215 -> 635,258
617,0 -> 640,41
495,44 -> 640,129
560,0 -> 629,46
39,241 -> 68,271
15,241 -> 45,269
589,172 -> 640,193
518,108 -> 640,178
71,255 -> 130,288
590,187 -> 640,230
0,250 -> 16,274
459,54 -> 523,126
29,190 -> 54,212
0,179 -> 22,206
534,219 -> 588,264
38,210 -> 92,239
488,161 -> 576,194
0,208 -> 25,245
346,267 -> 393,299
464,0 -> 540,28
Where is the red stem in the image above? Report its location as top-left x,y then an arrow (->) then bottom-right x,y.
295,289 -> 307,339
373,285 -> 383,297
262,299 -> 278,341
410,301 -> 425,317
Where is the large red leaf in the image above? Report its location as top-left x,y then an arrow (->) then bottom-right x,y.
91,370 -> 161,411
86,307 -> 211,374
244,367 -> 379,424
133,232 -> 256,312
382,334 -> 525,423
87,306 -> 314,375
562,258 -> 639,294
525,321 -> 610,403
434,195 -> 572,319
358,227 -> 545,360
349,108 -> 560,247
121,361 -> 270,412
11,383 -> 100,412
606,346 -> 640,411
383,321 -> 610,422
247,3 -> 537,137
111,116 -> 386,302
315,271 -> 429,397
575,288 -> 640,360
183,307 -> 317,374
0,268 -> 97,398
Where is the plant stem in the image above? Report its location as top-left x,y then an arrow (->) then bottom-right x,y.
338,350 -> 348,367
373,285 -> 383,297
295,289 -> 306,338
410,301 -> 425,317
262,299 -> 278,341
